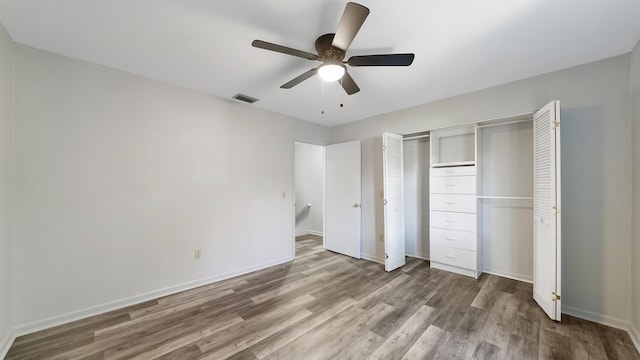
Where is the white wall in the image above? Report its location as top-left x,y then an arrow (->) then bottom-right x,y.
294,142 -> 324,237
331,54 -> 633,326
0,22 -> 14,357
631,39 -> 640,348
403,138 -> 429,259
11,44 -> 330,330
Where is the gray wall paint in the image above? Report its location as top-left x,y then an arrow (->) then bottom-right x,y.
11,44 -> 330,328
0,22 -> 14,354
331,55 -> 633,323
631,39 -> 640,341
294,142 -> 324,237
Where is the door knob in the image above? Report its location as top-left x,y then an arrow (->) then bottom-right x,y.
353,203 -> 360,208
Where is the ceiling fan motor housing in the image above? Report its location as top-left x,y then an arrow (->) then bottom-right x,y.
315,33 -> 345,61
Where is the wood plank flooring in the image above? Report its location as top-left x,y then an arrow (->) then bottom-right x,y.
6,235 -> 640,359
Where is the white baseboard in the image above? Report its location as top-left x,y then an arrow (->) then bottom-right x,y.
562,305 -> 640,353
361,253 -> 384,264
561,304 -> 630,331
307,230 -> 323,237
0,328 -> 15,359
482,269 -> 533,284
405,253 -> 429,261
12,256 -> 294,337
629,321 -> 640,354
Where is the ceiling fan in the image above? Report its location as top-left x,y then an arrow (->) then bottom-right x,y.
252,2 -> 415,95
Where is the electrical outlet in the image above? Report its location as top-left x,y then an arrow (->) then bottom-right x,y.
378,235 -> 384,242
194,249 -> 202,260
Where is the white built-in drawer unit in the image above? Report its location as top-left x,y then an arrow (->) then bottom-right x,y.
430,227 -> 477,251
430,194 -> 476,213
429,162 -> 480,278
430,210 -> 476,232
430,176 -> 476,194
431,166 -> 476,177
430,245 -> 476,270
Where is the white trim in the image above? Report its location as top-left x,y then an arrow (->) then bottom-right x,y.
476,118 -> 532,129
0,328 -> 15,359
361,253 -> 384,265
307,230 -> 324,237
628,321 -> 640,354
12,256 -> 293,337
561,304 -> 630,331
482,269 -> 533,284
405,253 -> 429,261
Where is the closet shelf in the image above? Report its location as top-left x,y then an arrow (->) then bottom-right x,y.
431,160 -> 475,168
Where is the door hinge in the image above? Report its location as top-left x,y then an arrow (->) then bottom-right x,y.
385,254 -> 389,259
553,120 -> 560,129
552,292 -> 561,301
553,206 -> 560,215
382,145 -> 387,151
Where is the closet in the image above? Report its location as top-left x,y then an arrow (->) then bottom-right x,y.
384,101 -> 562,320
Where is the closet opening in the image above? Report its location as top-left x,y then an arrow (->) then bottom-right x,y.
293,142 -> 325,255
402,132 -> 430,261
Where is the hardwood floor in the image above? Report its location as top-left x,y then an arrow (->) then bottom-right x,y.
6,235 -> 640,359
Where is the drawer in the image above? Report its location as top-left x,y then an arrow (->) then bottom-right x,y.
430,194 -> 476,213
430,228 -> 477,251
431,245 -> 476,270
430,166 -> 476,177
430,176 -> 476,194
430,211 -> 476,232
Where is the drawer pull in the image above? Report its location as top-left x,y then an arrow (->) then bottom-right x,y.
445,220 -> 456,223
445,202 -> 456,205
446,254 -> 456,259
446,237 -> 456,241
446,170 -> 455,174
445,184 -> 456,187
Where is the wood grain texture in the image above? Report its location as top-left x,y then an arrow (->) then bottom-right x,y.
5,235 -> 639,360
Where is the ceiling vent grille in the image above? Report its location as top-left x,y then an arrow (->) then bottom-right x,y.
232,93 -> 259,104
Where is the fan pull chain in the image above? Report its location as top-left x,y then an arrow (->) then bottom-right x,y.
321,79 -> 326,114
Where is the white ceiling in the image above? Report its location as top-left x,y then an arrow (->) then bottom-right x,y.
1,0 -> 639,126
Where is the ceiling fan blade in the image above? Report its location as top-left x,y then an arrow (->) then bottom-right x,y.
332,2 -> 370,52
348,53 -> 415,66
252,40 -> 318,60
281,68 -> 318,89
340,71 -> 360,95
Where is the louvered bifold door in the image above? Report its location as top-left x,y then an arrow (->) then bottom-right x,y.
383,132 -> 406,271
533,101 -> 561,321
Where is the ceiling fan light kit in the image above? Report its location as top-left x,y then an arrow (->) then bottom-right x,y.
252,2 -> 415,95
318,62 -> 346,82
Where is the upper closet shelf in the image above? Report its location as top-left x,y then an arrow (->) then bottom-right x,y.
431,160 -> 475,168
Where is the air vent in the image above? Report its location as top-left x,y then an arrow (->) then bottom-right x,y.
232,93 -> 259,104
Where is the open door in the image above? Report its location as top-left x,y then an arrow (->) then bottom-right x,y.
325,141 -> 361,259
383,133 -> 405,271
533,101 -> 562,320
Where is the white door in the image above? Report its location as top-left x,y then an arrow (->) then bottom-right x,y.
533,101 -> 562,320
383,133 -> 406,271
325,141 -> 361,259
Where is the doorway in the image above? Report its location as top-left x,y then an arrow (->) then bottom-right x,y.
294,142 -> 325,254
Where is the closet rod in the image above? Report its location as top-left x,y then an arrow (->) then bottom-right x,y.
476,118 -> 532,129
477,196 -> 533,200
403,134 -> 430,141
